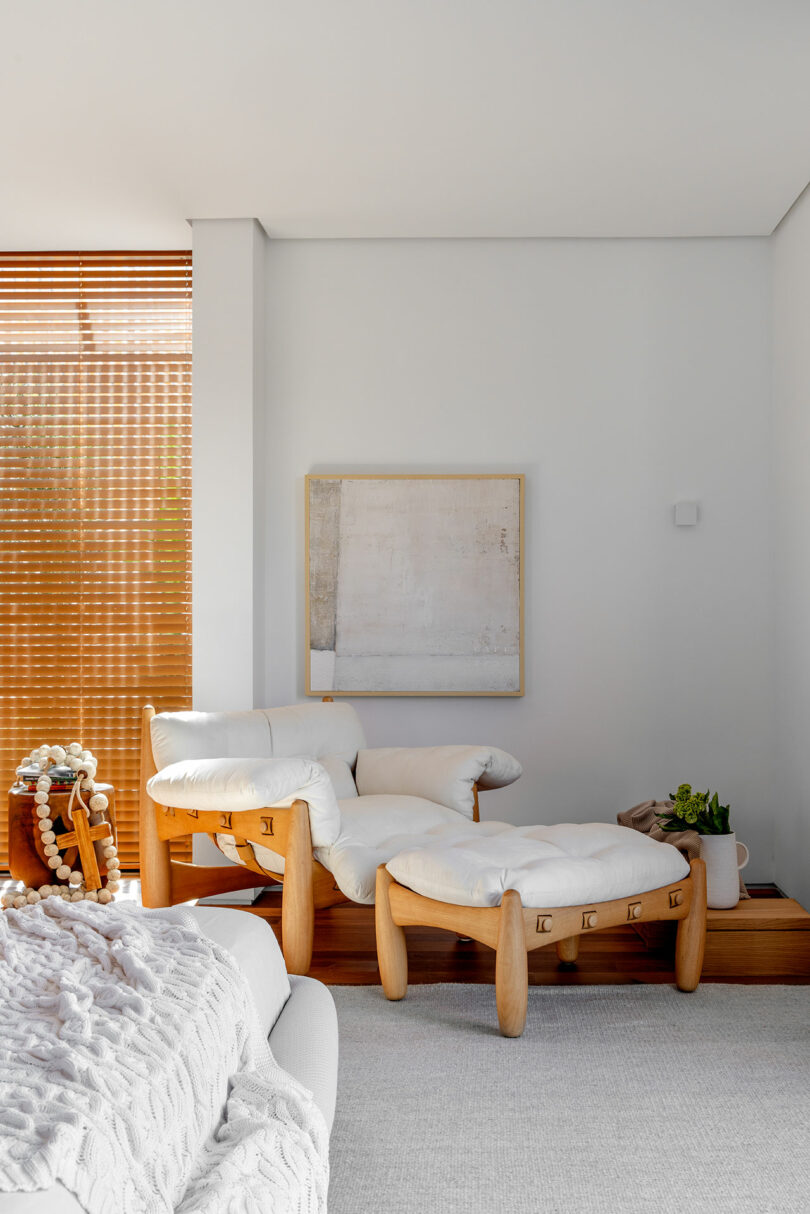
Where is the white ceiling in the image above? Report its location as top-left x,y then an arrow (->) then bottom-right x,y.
2,0 -> 810,246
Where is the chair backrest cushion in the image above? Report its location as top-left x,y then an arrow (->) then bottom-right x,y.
151,709 -> 273,769
262,702 -> 366,766
316,756 -> 359,800
150,702 -> 366,800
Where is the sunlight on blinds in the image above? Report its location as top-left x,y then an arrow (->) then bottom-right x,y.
0,252 -> 192,869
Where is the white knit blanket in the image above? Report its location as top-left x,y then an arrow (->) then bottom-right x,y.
0,899 -> 329,1213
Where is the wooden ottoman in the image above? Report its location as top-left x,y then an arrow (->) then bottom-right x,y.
375,822 -> 707,1037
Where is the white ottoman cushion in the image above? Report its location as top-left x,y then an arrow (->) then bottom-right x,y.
386,821 -> 691,908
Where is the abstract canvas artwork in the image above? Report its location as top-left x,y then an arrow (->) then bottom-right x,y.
306,474 -> 523,696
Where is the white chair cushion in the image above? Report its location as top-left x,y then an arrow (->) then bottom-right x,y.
151,709 -> 273,768
355,745 -> 522,819
217,796 -> 465,890
317,755 -> 358,799
314,795 -> 468,904
386,822 -> 691,908
151,702 -> 365,771
212,768 -> 362,878
146,755 -> 341,848
262,702 -> 366,765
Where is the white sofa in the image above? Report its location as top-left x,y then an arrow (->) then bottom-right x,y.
3,906 -> 338,1213
141,701 -> 522,973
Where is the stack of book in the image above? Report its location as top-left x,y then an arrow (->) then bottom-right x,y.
14,763 -> 76,792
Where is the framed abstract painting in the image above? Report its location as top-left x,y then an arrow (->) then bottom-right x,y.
306,473 -> 524,696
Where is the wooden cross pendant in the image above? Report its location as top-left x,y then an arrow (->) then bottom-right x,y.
54,810 -> 112,892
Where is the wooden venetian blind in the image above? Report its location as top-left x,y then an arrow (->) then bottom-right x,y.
0,252 -> 192,870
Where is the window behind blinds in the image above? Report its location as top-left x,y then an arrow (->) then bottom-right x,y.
0,252 -> 192,870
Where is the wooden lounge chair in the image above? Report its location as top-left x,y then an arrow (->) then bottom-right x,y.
139,701 -> 521,973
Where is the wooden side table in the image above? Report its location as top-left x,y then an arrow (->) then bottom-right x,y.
8,782 -> 118,890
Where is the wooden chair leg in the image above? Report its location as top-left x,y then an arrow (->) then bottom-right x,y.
556,935 -> 580,964
139,704 -> 173,907
675,858 -> 707,992
281,800 -> 315,975
495,889 -> 528,1037
375,866 -> 409,1000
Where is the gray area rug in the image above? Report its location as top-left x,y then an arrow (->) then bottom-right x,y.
328,983 -> 810,1214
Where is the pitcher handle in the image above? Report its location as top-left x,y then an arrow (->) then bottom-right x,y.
736,841 -> 750,871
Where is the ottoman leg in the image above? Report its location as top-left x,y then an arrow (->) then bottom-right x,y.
556,936 -> 580,964
376,866 -> 409,1001
675,858 -> 707,992
495,890 -> 528,1037
281,801 -> 315,976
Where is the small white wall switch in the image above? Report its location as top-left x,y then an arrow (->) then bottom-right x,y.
674,501 -> 699,526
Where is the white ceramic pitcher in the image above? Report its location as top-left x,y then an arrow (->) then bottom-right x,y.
699,832 -> 749,909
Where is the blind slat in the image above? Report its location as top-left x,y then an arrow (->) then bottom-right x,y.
0,251 -> 192,870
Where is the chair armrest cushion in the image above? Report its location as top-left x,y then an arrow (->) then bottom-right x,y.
146,756 -> 341,847
354,745 -> 522,819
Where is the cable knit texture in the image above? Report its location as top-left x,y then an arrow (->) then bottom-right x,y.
0,899 -> 329,1213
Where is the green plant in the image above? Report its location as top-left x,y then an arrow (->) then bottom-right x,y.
656,783 -> 731,836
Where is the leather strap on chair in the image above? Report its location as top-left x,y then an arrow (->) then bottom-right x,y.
205,831 -> 280,881
232,834 -> 261,868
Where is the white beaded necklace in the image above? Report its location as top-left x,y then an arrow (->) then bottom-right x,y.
2,742 -> 121,910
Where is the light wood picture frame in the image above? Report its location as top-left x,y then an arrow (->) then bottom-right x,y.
306,473 -> 524,697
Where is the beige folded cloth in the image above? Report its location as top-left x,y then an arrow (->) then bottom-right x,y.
618,800 -> 749,898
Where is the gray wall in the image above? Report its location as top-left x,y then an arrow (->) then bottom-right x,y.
257,238 -> 774,877
773,191 -> 810,906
